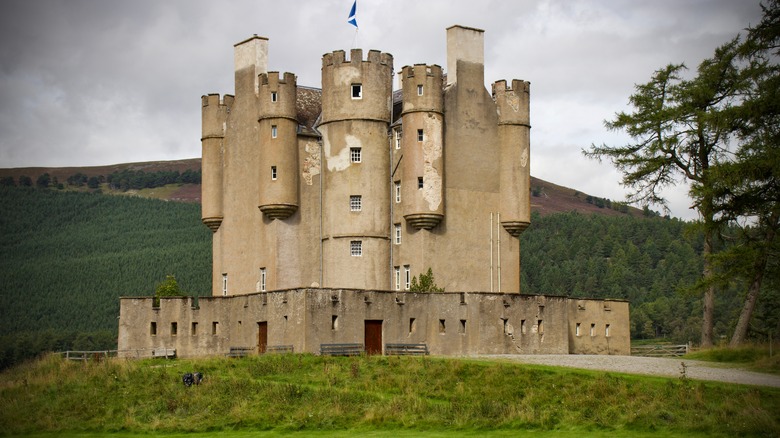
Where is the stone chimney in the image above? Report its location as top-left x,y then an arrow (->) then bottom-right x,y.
446,25 -> 484,86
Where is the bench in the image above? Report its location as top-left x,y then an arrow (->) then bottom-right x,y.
320,343 -> 364,356
152,348 -> 176,358
266,345 -> 294,354
385,343 -> 429,356
226,347 -> 254,357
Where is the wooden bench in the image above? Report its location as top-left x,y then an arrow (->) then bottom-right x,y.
152,348 -> 176,359
320,343 -> 364,356
226,347 -> 254,357
266,345 -> 294,354
385,343 -> 429,356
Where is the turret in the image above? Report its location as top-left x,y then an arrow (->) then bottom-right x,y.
257,71 -> 299,220
201,93 -> 234,232
400,64 -> 445,230
493,79 -> 531,236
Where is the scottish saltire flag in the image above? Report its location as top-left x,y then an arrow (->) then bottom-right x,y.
347,1 -> 358,28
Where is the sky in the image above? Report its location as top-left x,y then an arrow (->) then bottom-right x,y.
0,0 -> 764,220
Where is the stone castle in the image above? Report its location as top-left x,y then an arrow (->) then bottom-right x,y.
118,26 -> 629,357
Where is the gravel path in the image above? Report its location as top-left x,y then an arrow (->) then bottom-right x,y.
480,354 -> 780,388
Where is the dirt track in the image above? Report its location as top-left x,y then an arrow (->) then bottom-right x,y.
480,354 -> 780,388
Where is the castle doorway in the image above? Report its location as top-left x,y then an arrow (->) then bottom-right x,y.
257,321 -> 267,353
364,320 -> 383,355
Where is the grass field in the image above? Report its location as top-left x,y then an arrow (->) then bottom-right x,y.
1,354 -> 778,437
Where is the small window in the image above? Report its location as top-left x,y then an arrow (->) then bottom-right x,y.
575,323 -> 581,337
271,91 -> 278,102
150,322 -> 157,336
395,131 -> 402,149
271,166 -> 277,180
331,315 -> 339,331
260,267 -> 267,292
417,84 -> 424,96
439,319 -> 446,334
394,266 -> 401,291
212,321 -> 219,335
191,322 -> 198,336
351,84 -> 362,99
605,324 -> 611,337
350,147 -> 361,163
404,265 -> 411,290
394,181 -> 401,203
418,177 -> 423,189
521,319 -> 526,334
171,322 -> 178,336
590,323 -> 596,337
222,274 -> 228,296
409,317 -> 416,334
537,319 -> 544,334
350,195 -> 362,211
459,319 -> 467,334
394,223 -> 401,244
417,129 -> 423,142
271,125 -> 277,138
502,318 -> 509,335
351,240 -> 362,256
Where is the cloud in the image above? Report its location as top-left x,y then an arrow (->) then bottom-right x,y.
0,0 -> 764,219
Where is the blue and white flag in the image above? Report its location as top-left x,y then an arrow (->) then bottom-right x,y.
347,1 -> 358,28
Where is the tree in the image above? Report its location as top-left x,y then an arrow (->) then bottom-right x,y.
154,274 -> 184,306
0,176 -> 15,187
584,38 -> 748,347
36,173 -> 51,189
87,176 -> 100,189
18,175 -> 32,187
409,268 -> 444,292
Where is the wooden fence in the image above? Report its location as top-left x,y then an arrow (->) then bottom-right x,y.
631,344 -> 691,357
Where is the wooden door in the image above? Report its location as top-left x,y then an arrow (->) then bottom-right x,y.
364,320 -> 383,355
257,321 -> 267,354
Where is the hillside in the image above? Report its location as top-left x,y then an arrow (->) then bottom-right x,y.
0,159 -> 647,218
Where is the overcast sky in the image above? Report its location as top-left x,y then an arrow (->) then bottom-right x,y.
0,0 -> 764,219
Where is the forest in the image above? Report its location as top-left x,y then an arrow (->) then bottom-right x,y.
1,185 -> 777,369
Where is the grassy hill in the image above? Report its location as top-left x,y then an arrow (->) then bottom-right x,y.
1,354 -> 778,436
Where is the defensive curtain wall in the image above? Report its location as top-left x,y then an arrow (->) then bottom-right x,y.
118,289 -> 630,357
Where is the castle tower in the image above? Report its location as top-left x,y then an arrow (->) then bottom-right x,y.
400,64 -> 445,230
493,79 -> 531,236
319,49 -> 394,289
201,93 -> 233,232
257,72 -> 299,219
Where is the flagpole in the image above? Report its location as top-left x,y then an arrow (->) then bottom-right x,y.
348,0 -> 359,48
352,27 -> 359,49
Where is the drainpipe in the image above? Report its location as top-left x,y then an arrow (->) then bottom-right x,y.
490,212 -> 494,292
497,212 -> 501,293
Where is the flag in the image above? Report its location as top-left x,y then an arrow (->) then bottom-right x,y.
347,1 -> 358,28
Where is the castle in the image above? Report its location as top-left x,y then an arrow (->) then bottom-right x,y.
118,26 -> 629,357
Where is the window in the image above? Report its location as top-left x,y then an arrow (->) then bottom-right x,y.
351,240 -> 362,256
417,84 -> 424,96
537,319 -> 544,334
350,195 -> 362,211
394,181 -> 401,203
459,320 -> 467,334
260,268 -> 267,292
271,125 -> 277,138
502,318 -> 509,335
605,324 -> 611,337
331,315 -> 339,330
171,322 -> 178,336
575,323 -> 581,337
394,223 -> 401,244
150,322 -> 157,336
394,266 -> 400,291
351,84 -> 362,99
418,177 -> 424,189
404,265 -> 411,290
191,322 -> 198,336
590,323 -> 595,337
212,321 -> 219,335
439,319 -> 446,334
271,166 -> 277,180
409,317 -> 416,334
395,130 -> 402,149
417,129 -> 423,142
271,91 -> 277,102
222,274 -> 228,296
350,147 -> 361,163
521,319 -> 526,334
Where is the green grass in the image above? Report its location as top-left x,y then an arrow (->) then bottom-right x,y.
1,354 -> 778,437
685,344 -> 780,374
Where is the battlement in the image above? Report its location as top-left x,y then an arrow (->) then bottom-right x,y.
322,49 -> 393,68
401,64 -> 443,79
260,71 -> 296,86
492,79 -> 530,95
201,93 -> 235,108
492,79 -> 530,126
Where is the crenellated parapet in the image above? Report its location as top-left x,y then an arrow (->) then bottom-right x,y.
320,49 -> 394,125
257,71 -> 297,122
201,94 -> 234,140
492,79 -> 530,127
400,64 -> 444,116
201,93 -> 234,232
